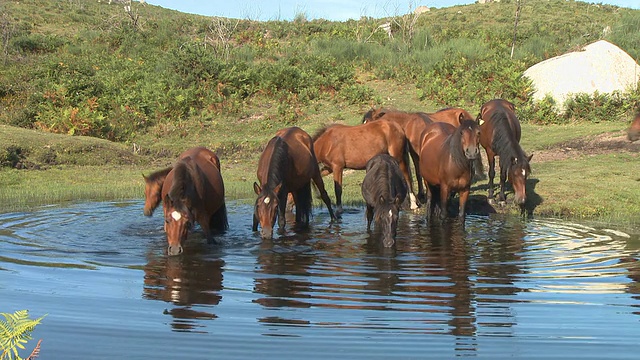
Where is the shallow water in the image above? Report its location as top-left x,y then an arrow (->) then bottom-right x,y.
1,200 -> 639,359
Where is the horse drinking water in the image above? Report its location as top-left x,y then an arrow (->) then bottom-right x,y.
143,147 -> 228,255
253,127 -> 335,240
477,99 -> 532,210
361,154 -> 408,247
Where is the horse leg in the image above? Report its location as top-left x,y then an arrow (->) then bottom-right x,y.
365,205 -> 373,230
439,185 -> 450,222
396,154 -> 419,210
333,168 -> 344,217
458,188 -> 469,226
487,154 -> 496,204
277,190 -> 288,232
312,172 -> 336,221
410,149 -> 426,204
498,166 -> 508,205
425,184 -> 435,223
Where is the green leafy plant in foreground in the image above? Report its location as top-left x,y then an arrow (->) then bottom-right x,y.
0,310 -> 45,360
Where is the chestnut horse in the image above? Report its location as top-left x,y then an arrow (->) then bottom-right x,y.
627,112 -> 640,142
361,154 -> 407,247
477,99 -> 532,209
312,120 -> 418,215
418,120 -> 481,224
143,147 -> 228,255
253,126 -> 335,240
362,107 -> 479,202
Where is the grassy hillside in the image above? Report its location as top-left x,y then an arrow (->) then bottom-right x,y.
0,0 -> 639,226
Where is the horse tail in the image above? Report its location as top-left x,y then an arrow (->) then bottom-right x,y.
210,203 -> 229,232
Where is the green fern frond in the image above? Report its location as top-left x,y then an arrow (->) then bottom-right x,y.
0,310 -> 45,360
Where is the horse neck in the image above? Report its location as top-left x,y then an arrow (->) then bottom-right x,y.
169,160 -> 199,205
446,130 -> 470,171
265,139 -> 290,191
492,113 -> 526,166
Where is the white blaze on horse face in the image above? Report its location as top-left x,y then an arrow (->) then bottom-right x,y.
388,209 -> 393,217
171,211 -> 182,221
264,197 -> 270,204
522,169 -> 526,177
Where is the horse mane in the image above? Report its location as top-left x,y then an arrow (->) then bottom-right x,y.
364,155 -> 406,222
489,111 -> 529,170
265,137 -> 290,191
168,158 -> 199,212
146,167 -> 172,182
311,124 -> 335,141
447,120 -> 475,169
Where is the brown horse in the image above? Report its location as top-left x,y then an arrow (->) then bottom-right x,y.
418,120 -> 481,224
477,99 -> 532,209
253,126 -> 335,240
143,147 -> 227,255
627,112 -> 640,142
313,120 -> 418,215
362,107 -> 478,202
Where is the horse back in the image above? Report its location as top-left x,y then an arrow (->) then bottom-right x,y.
428,107 -> 474,127
277,126 -> 318,189
418,122 -> 460,186
480,99 -> 521,150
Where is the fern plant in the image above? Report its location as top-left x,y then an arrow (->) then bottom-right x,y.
0,310 -> 45,360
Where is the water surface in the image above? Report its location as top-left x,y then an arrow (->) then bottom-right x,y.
1,201 -> 639,359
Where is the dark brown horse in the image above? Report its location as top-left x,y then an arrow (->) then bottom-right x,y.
418,120 -> 481,224
362,107 -> 479,202
143,147 -> 227,255
253,126 -> 335,240
361,154 -> 407,247
477,99 -> 532,209
313,120 -> 418,215
627,112 -> 640,142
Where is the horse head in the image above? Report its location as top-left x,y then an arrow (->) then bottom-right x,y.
163,194 -> 193,256
374,195 -> 403,247
253,182 -> 283,240
459,120 -> 481,160
508,154 -> 533,207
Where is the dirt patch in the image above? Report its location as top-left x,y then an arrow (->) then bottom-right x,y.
532,131 -> 640,162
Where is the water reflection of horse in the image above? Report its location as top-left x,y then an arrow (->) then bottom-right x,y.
361,154 -> 407,247
477,99 -> 532,210
253,127 -> 335,240
143,147 -> 228,255
362,107 -> 481,203
143,248 -> 225,332
312,121 -> 418,214
628,112 -> 640,142
418,120 -> 481,224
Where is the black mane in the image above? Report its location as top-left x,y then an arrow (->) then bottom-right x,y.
489,111 -> 529,170
448,120 -> 477,169
311,125 -> 332,142
264,136 -> 290,192
168,158 -> 198,213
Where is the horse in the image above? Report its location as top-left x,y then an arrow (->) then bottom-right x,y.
418,120 -> 481,224
627,112 -> 640,142
253,126 -> 335,240
477,99 -> 532,210
143,147 -> 228,255
362,106 -> 481,202
361,154 -> 408,247
312,120 -> 418,215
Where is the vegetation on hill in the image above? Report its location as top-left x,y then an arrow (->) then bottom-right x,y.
1,0 -> 639,147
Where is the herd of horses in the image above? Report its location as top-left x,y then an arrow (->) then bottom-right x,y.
143,98 -> 639,255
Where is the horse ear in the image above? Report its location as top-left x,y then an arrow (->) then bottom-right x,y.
142,173 -> 148,181
253,182 -> 261,195
274,183 -> 283,194
527,153 -> 533,162
394,195 -> 403,207
378,195 -> 386,205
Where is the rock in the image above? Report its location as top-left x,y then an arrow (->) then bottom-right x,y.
523,40 -> 640,110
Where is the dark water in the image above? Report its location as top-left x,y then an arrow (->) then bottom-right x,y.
1,200 -> 639,359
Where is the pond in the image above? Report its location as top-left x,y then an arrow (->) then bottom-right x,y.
1,200 -> 639,359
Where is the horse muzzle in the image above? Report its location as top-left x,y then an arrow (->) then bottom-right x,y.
167,244 -> 183,256
465,147 -> 480,160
